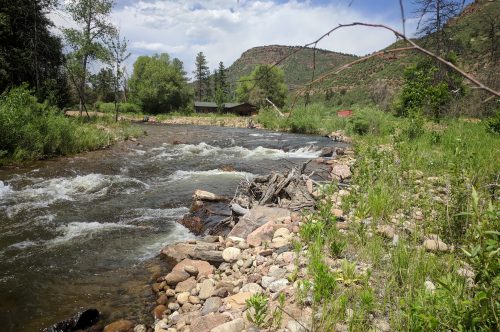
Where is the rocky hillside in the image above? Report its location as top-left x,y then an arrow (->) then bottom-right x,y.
226,45 -> 357,91
302,0 -> 499,109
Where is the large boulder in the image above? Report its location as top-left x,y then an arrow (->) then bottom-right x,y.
161,242 -> 223,266
172,259 -> 215,278
330,164 -> 352,180
210,318 -> 245,332
224,292 -> 252,309
246,220 -> 276,247
42,309 -> 100,332
229,206 -> 290,239
165,270 -> 190,285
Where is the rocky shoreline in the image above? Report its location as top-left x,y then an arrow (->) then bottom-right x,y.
57,132 -> 355,332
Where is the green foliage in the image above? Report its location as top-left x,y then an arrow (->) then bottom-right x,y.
96,102 -> 141,114
0,86 -> 137,162
129,53 -> 193,114
246,293 -> 269,328
0,0 -> 68,105
486,111 -> 500,134
90,68 -> 115,102
394,60 -> 463,119
236,65 -> 288,108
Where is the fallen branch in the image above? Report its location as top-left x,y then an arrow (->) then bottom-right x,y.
265,98 -> 285,117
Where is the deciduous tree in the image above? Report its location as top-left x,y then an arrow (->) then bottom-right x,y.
63,0 -> 116,115
107,33 -> 130,121
129,53 -> 193,114
236,65 -> 287,109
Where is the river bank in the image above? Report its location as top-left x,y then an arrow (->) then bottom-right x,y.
97,111 -> 498,332
96,136 -> 356,332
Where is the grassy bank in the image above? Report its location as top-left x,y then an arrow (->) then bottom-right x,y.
271,105 -> 499,330
0,87 -> 142,165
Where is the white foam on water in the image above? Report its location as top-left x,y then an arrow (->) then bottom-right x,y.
136,222 -> 196,261
1,174 -> 149,217
0,181 -> 12,198
168,169 -> 254,182
151,142 -> 322,161
8,240 -> 39,250
129,148 -> 146,156
126,207 -> 189,224
49,221 -> 137,246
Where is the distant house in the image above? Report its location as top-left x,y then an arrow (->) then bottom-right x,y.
194,102 -> 257,116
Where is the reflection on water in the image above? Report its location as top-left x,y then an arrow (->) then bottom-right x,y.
0,124 -> 341,331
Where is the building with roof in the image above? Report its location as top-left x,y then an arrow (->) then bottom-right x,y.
194,102 -> 257,116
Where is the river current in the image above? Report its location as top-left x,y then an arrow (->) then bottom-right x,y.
0,124 -> 337,331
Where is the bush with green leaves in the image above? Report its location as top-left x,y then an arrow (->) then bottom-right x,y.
236,65 -> 288,109
394,59 -> 463,120
96,102 -> 142,114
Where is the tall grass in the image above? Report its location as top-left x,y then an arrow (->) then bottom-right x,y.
289,103 -> 499,331
0,86 -> 140,163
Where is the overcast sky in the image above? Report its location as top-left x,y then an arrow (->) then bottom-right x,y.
51,0 -> 473,79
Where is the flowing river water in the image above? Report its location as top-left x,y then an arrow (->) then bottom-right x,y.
0,124 -> 339,331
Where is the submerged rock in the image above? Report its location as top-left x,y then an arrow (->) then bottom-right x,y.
42,308 -> 100,332
103,319 -> 134,332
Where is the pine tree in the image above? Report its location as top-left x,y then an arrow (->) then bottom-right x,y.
193,52 -> 210,101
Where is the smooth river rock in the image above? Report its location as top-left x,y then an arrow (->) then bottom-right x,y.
103,319 -> 135,332
222,247 -> 241,262
228,206 -> 290,239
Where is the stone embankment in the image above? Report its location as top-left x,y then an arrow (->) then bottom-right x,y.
103,133 -> 355,332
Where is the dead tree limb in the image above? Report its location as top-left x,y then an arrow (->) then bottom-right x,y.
265,98 -> 285,117
291,46 -> 417,108
294,22 -> 500,103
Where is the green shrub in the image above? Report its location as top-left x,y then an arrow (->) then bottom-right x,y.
96,102 -> 142,114
486,111 -> 500,134
0,86 -> 135,162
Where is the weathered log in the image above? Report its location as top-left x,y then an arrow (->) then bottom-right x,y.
231,203 -> 249,216
193,189 -> 228,202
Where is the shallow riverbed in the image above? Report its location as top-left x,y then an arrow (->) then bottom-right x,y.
0,124 -> 341,331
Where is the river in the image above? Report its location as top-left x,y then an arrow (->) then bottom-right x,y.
0,124 -> 338,331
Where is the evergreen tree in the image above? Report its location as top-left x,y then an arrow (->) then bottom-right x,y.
193,52 -> 210,101
213,61 -> 228,111
0,0 -> 68,105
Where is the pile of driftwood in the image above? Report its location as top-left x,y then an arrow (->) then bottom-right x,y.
231,161 -> 317,213
179,161 -> 323,236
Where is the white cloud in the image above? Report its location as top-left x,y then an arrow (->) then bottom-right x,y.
52,0 -> 417,79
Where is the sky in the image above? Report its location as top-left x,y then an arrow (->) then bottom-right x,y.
50,0 -> 473,79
